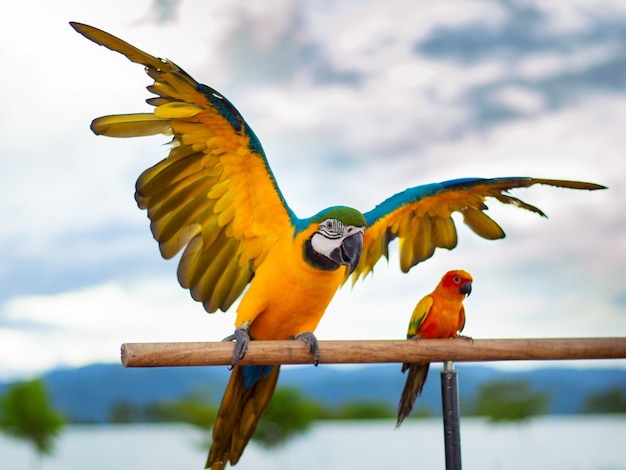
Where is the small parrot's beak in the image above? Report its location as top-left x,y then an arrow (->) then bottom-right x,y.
460,281 -> 472,296
331,231 -> 363,274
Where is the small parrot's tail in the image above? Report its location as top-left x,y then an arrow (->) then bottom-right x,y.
396,362 -> 430,427
206,364 -> 280,469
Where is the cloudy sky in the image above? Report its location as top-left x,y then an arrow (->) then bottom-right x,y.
1,0 -> 625,379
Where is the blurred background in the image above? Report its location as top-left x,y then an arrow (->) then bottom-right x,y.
1,0 -> 625,468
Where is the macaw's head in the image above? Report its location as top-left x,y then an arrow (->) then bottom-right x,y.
303,206 -> 366,274
439,269 -> 473,297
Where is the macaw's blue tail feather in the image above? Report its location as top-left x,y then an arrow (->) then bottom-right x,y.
242,364 -> 275,390
206,364 -> 280,469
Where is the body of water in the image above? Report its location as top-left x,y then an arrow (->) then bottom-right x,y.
1,416 -> 624,469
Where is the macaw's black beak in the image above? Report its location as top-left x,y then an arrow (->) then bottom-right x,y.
330,231 -> 363,274
460,281 -> 472,296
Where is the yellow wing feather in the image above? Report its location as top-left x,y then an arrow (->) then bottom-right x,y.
71,22 -> 294,312
353,178 -> 605,283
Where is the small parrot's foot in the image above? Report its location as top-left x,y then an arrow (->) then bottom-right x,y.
296,332 -> 320,366
222,326 -> 250,368
456,334 -> 474,343
408,335 -> 420,342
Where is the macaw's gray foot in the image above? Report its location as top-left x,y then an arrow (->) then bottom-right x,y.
296,332 -> 320,366
222,326 -> 250,368
456,334 -> 474,343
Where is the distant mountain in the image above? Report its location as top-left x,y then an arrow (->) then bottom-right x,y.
1,363 -> 624,422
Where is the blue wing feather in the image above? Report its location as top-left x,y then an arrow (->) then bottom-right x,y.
353,176 -> 605,281
364,177 -> 531,226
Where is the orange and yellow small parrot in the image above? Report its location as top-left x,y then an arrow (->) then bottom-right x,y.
396,269 -> 473,426
70,22 -> 605,469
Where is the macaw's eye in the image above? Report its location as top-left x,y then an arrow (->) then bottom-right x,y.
453,276 -> 461,284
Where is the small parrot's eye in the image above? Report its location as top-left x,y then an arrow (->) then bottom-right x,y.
453,276 -> 461,284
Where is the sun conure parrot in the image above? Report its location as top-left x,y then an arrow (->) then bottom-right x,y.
396,269 -> 473,427
70,22 -> 605,469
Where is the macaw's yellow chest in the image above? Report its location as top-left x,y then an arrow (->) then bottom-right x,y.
417,297 -> 464,339
235,232 -> 348,340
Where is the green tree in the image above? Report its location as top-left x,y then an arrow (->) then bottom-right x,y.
252,387 -> 322,448
144,396 -> 217,427
109,400 -> 143,423
0,379 -> 65,462
136,393 -> 218,450
326,400 -> 396,420
470,379 -> 549,422
149,386 -> 321,449
582,386 -> 626,413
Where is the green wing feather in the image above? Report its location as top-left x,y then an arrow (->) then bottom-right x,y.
407,295 -> 433,339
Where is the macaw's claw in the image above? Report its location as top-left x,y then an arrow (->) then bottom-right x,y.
222,326 -> 250,369
296,332 -> 320,366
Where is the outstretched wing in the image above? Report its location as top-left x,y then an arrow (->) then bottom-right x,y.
353,177 -> 605,282
71,22 -> 296,312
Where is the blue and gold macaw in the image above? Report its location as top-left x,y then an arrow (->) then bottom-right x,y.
70,23 -> 605,469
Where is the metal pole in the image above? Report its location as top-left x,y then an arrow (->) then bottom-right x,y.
440,361 -> 462,470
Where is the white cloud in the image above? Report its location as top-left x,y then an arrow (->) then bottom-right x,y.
0,0 -> 624,380
491,86 -> 545,114
516,44 -> 622,81
528,0 -> 626,34
0,279 -> 237,379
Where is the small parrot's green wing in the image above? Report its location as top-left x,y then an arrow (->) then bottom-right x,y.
407,295 -> 434,339
353,177 -> 605,282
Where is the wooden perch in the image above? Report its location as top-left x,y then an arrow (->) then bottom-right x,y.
121,337 -> 626,368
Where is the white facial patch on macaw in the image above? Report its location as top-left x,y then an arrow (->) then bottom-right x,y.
311,218 -> 365,259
